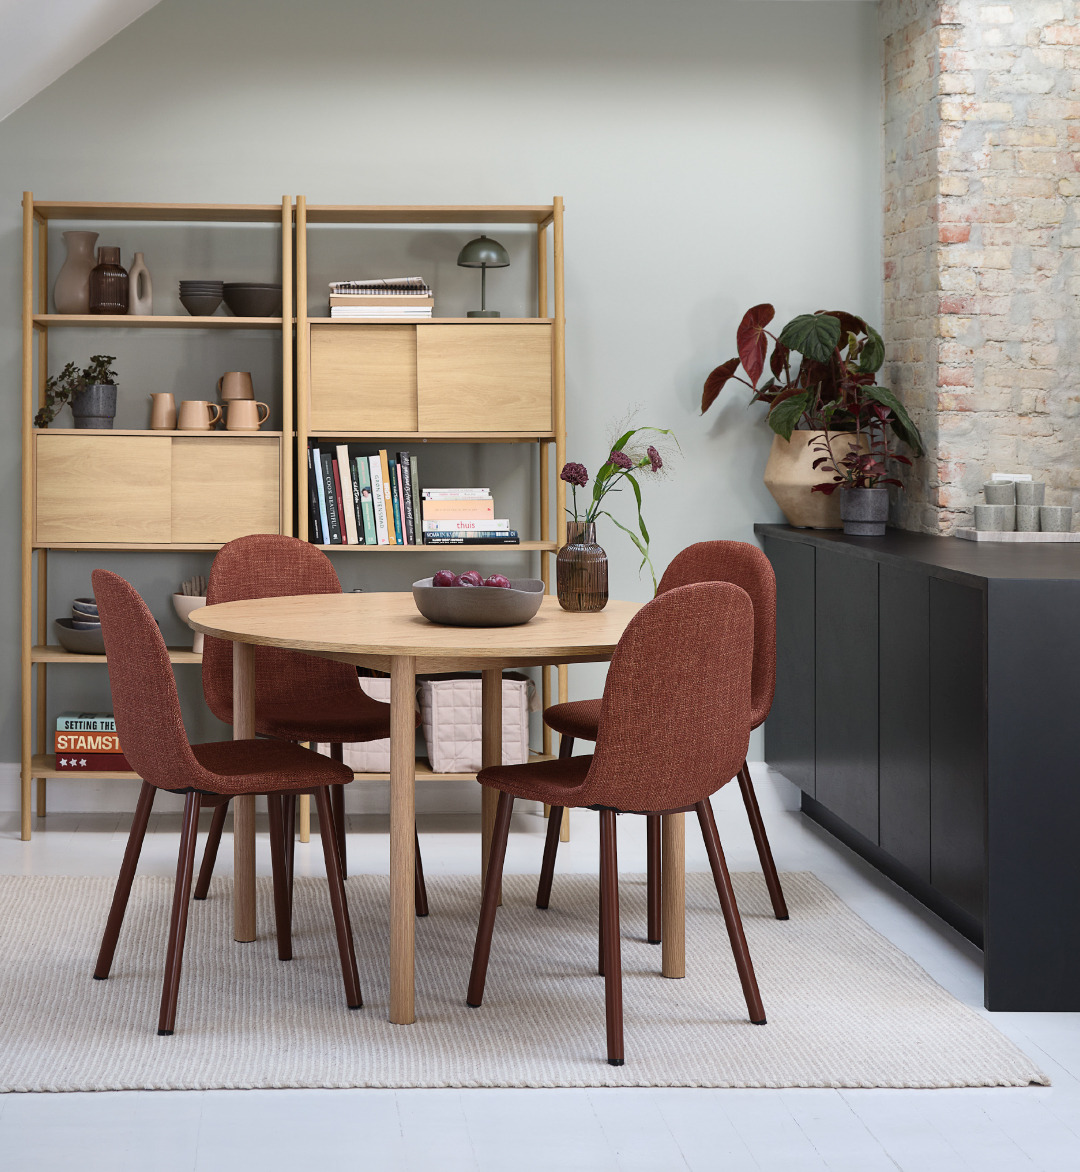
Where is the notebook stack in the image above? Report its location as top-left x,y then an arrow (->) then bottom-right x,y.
54,711 -> 130,771
421,489 -> 520,545
328,277 -> 433,319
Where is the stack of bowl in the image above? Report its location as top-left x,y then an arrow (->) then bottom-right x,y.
179,280 -> 224,316
223,282 -> 282,317
55,597 -> 105,654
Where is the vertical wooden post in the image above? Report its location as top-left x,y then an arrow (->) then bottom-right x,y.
538,220 -> 552,756
390,655 -> 417,1024
661,812 -> 686,978
232,641 -> 257,943
481,668 -> 504,905
20,193 -> 35,841
35,550 -> 47,818
280,196 -> 293,537
295,197 -> 310,841
553,198 -> 569,842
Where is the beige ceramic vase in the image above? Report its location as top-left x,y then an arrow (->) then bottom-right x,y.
763,430 -> 867,529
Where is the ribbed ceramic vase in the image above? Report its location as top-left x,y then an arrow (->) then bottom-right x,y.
556,521 -> 608,612
53,231 -> 98,314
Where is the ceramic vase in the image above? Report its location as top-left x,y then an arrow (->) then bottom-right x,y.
556,521 -> 608,612
128,252 -> 152,315
53,231 -> 99,314
762,430 -> 868,529
89,247 -> 129,314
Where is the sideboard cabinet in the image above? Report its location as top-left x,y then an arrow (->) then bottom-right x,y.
756,523 -> 1080,1011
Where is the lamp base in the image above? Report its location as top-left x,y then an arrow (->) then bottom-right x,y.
467,309 -> 501,318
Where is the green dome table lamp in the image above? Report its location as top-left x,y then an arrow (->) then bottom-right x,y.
457,235 -> 510,317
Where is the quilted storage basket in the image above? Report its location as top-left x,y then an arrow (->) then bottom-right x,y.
420,672 -> 538,774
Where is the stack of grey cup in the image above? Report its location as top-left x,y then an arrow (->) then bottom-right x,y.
974,479 -> 1073,533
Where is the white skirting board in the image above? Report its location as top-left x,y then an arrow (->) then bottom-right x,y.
0,761 -> 797,816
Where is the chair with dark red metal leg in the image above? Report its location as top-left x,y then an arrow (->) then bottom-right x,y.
468,581 -> 763,1066
192,534 -> 428,915
537,540 -> 788,930
91,570 -> 362,1035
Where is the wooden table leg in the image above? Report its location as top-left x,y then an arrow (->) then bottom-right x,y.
480,668 -> 504,906
390,655 -> 417,1025
232,641 -> 257,943
661,811 -> 685,978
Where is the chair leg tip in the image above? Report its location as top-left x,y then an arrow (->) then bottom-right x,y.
752,1017 -> 767,1026
192,895 -> 207,901
776,913 -> 789,921
92,974 -> 107,981
466,1000 -> 482,1009
607,1058 -> 624,1067
348,1002 -> 363,1011
647,937 -> 661,945
157,1028 -> 173,1036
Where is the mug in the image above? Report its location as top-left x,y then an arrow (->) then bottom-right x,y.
1015,480 -> 1046,506
177,399 -> 222,430
225,399 -> 270,431
983,481 -> 1015,505
217,371 -> 254,400
973,503 -> 1014,532
148,392 -> 176,430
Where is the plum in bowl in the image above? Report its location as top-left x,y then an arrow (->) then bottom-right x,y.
412,576 -> 545,627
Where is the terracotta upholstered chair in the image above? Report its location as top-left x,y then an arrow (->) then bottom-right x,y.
90,570 -> 362,1035
194,534 -> 427,916
468,582 -> 764,1065
539,540 -> 787,940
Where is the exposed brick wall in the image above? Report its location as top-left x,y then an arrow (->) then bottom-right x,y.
882,0 -> 1080,533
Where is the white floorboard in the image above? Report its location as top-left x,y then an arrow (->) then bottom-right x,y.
1,767 -> 1078,1171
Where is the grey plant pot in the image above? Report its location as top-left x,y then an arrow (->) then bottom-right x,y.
70,383 -> 116,429
839,486 -> 889,536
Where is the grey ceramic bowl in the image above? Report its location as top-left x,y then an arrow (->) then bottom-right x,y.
180,293 -> 223,316
412,577 -> 545,627
71,597 -> 98,617
223,284 -> 282,317
54,618 -> 106,654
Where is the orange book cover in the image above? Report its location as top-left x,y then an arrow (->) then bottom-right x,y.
55,731 -> 122,754
378,450 -> 397,544
421,499 -> 496,521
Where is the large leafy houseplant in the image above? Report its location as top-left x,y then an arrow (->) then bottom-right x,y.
34,355 -> 117,428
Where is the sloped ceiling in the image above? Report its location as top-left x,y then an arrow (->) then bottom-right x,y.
0,0 -> 162,123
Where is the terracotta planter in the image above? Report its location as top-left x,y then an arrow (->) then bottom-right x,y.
762,431 -> 867,529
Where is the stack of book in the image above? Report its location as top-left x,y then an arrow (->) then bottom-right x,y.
308,444 -> 421,545
328,277 -> 433,319
54,711 -> 130,772
421,489 -> 519,545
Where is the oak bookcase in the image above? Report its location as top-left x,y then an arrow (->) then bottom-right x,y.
19,195 -> 568,842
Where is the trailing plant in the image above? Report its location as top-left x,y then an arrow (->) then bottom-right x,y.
35,355 -> 117,428
701,305 -> 924,457
810,401 -> 911,494
560,424 -> 678,593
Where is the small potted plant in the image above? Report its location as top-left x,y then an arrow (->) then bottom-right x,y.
701,306 -> 922,528
34,355 -> 118,429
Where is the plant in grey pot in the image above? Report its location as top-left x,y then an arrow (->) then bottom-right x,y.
34,355 -> 118,429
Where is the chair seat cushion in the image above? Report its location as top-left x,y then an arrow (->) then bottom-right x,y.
478,754 -> 594,806
190,739 -> 353,795
543,699 -> 601,742
217,691 -> 420,745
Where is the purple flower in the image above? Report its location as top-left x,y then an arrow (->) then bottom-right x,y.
560,461 -> 589,488
609,450 -> 633,471
647,445 -> 663,472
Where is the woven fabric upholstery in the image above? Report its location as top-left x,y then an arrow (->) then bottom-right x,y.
201,534 -> 416,743
542,540 -> 776,745
480,583 -> 753,813
92,570 -> 352,796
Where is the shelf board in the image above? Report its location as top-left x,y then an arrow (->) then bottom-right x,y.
306,317 -> 552,326
315,541 -> 557,553
30,201 -> 285,223
30,751 -> 555,782
34,542 -> 226,551
304,431 -> 553,443
31,645 -> 200,664
33,314 -> 286,330
34,428 -> 282,438
305,205 -> 553,225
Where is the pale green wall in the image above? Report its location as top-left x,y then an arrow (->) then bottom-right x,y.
0,0 -> 881,803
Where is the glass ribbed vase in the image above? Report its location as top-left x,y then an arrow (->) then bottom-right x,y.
556,521 -> 608,612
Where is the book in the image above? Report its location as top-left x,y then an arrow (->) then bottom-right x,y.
56,712 -> 116,732
422,488 -> 491,499
422,498 -> 496,521
330,295 -> 434,307
336,444 -> 360,545
55,752 -> 131,772
331,456 -> 348,544
423,519 -> 511,531
307,447 -> 324,542
329,307 -> 433,318
422,532 -> 520,545
312,445 -> 331,545
329,277 -> 431,295
409,455 -> 421,541
55,731 -> 122,754
369,454 -> 390,545
378,450 -> 397,544
398,451 -> 416,544
388,457 -> 404,544
321,451 -> 342,545
353,452 -> 377,545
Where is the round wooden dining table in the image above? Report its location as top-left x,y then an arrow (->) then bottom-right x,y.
189,591 -> 687,1024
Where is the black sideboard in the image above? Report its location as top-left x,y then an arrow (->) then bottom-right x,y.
755,523 -> 1080,1011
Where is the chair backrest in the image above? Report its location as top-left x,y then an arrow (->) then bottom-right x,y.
92,569 -> 203,791
657,540 -> 776,729
201,534 -> 360,723
580,582 -> 753,813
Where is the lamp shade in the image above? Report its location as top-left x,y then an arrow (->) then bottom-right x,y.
456,235 -> 510,269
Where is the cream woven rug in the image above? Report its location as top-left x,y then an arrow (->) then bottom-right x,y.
0,872 -> 1045,1091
